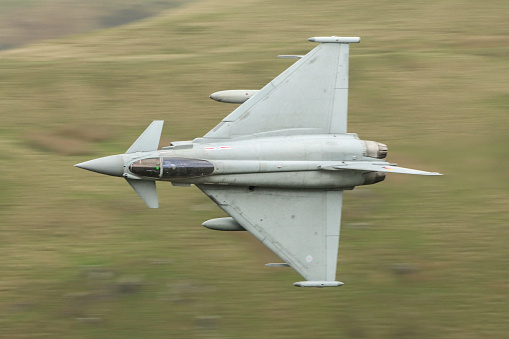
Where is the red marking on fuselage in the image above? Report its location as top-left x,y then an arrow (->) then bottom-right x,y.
204,146 -> 231,151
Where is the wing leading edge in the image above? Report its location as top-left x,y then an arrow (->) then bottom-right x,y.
204,37 -> 360,139
197,185 -> 344,284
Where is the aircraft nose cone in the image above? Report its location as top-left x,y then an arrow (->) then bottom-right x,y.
75,154 -> 125,177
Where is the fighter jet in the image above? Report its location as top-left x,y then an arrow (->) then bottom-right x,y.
75,36 -> 441,288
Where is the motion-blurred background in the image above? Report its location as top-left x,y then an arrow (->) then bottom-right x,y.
0,0 -> 508,337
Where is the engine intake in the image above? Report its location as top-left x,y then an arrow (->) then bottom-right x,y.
364,141 -> 388,159
363,171 -> 386,185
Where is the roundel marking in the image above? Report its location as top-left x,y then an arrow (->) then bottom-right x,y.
306,255 -> 313,263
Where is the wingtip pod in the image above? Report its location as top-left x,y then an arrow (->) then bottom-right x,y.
293,281 -> 344,288
277,55 -> 304,59
308,36 -> 360,43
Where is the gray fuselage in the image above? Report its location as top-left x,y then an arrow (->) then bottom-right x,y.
125,134 -> 386,189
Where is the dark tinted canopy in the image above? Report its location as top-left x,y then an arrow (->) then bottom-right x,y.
129,158 -> 214,179
129,158 -> 161,178
162,158 -> 214,179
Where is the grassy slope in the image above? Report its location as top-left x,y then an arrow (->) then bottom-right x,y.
0,0 -> 508,337
0,0 -> 186,50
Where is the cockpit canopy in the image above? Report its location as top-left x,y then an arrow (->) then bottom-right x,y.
129,157 -> 214,179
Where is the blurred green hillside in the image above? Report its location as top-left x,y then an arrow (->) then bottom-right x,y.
0,0 -> 186,50
0,0 -> 508,337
